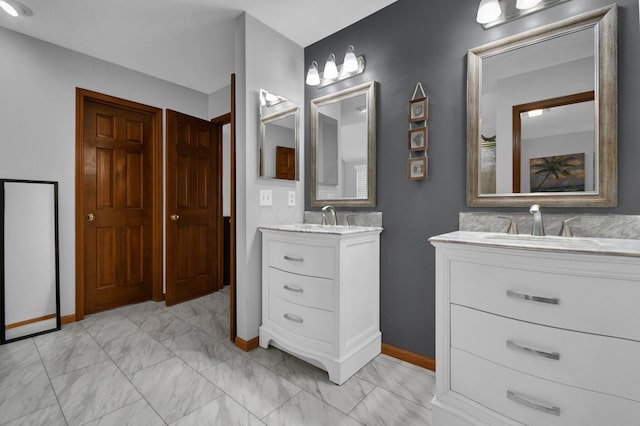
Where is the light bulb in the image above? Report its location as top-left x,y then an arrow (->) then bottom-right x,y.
476,0 -> 501,24
0,1 -> 19,17
323,54 -> 338,80
343,46 -> 359,73
516,0 -> 542,9
306,61 -> 320,86
0,0 -> 32,17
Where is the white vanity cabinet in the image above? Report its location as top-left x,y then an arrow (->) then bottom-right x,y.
259,226 -> 382,385
430,231 -> 640,426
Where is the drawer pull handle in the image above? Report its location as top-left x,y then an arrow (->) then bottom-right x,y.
284,285 -> 303,293
506,390 -> 561,416
506,340 -> 560,360
284,255 -> 304,262
283,313 -> 304,323
506,290 -> 559,305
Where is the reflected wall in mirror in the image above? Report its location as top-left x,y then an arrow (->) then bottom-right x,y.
467,5 -> 617,207
311,81 -> 376,207
259,89 -> 299,181
1,179 -> 60,344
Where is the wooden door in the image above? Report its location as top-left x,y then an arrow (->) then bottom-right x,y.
166,110 -> 221,306
81,96 -> 160,314
275,146 -> 296,180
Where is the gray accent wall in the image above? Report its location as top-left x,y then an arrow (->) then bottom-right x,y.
305,0 -> 640,358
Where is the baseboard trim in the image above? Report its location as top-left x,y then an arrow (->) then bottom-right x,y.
235,336 -> 259,352
381,343 -> 436,372
61,314 -> 76,325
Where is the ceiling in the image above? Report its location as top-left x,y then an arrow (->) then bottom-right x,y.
0,0 -> 396,94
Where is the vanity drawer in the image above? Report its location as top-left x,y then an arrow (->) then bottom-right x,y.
450,304 -> 640,402
268,239 -> 335,279
449,258 -> 640,341
268,295 -> 334,345
268,267 -> 335,311
451,349 -> 640,426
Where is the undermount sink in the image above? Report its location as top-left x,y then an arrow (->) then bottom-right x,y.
430,231 -> 640,260
481,233 -> 595,242
475,232 -> 603,248
259,223 -> 383,235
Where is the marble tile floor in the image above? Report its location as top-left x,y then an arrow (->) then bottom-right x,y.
0,289 -> 435,425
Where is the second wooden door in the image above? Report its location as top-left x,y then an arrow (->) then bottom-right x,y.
166,110 -> 222,306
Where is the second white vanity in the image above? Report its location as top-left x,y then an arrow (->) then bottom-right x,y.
259,224 -> 382,385
430,231 -> 640,426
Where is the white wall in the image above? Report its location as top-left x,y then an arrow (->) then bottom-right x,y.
0,27 -> 209,317
209,85 -> 231,119
234,13 -> 305,341
521,130 -> 595,192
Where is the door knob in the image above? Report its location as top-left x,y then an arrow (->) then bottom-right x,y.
170,214 -> 180,221
87,213 -> 96,222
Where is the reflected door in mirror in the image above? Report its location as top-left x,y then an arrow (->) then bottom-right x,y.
275,146 -> 295,180
514,91 -> 595,193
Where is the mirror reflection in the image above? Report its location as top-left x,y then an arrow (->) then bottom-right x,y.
468,5 -> 617,207
480,27 -> 594,195
311,81 -> 376,207
259,89 -> 299,181
1,179 -> 60,344
514,92 -> 595,193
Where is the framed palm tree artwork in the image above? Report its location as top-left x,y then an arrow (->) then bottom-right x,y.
529,153 -> 585,192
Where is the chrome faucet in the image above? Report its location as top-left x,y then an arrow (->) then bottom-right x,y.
529,204 -> 545,236
321,205 -> 337,226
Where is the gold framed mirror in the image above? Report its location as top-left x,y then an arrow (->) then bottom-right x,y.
467,5 -> 617,207
310,81 -> 376,207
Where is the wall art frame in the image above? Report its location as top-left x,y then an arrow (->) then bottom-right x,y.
408,157 -> 428,181
408,126 -> 428,152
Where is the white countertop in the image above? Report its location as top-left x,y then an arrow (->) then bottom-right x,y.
429,231 -> 640,258
260,223 -> 383,235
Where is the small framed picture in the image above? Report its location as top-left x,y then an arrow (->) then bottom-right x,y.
408,157 -> 428,181
408,126 -> 428,152
408,97 -> 428,122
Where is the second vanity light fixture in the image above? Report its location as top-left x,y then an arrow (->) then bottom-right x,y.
306,45 -> 365,88
476,0 -> 570,29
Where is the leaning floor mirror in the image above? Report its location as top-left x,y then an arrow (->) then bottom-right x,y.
1,179 -> 60,344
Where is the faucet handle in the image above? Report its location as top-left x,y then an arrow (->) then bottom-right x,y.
346,214 -> 354,226
559,217 -> 577,237
498,216 -> 519,234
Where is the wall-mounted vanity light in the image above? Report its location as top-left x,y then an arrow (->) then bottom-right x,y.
0,0 -> 33,17
306,45 -> 365,88
477,0 -> 570,29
